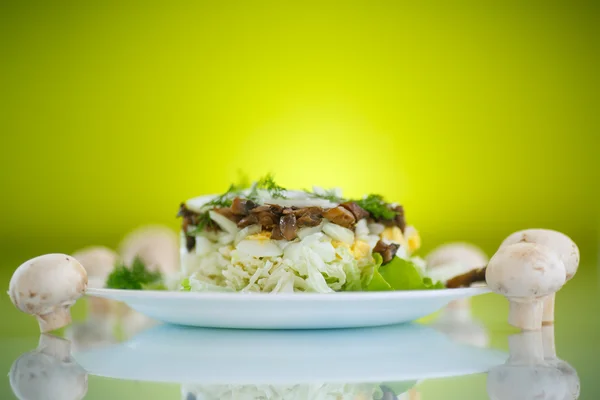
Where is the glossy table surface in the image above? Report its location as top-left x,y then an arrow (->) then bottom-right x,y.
1,262 -> 599,400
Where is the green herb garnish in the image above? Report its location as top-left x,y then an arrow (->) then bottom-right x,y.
254,173 -> 287,198
203,184 -> 241,208
355,194 -> 397,220
105,257 -> 163,290
304,188 -> 345,203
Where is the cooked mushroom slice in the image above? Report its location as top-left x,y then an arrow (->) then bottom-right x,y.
237,213 -> 259,229
373,240 -> 400,265
9,254 -> 88,333
340,201 -> 370,221
393,205 -> 407,232
280,213 -> 298,241
323,206 -> 356,228
255,211 -> 278,230
230,197 -> 257,215
446,267 -> 487,288
214,207 -> 244,223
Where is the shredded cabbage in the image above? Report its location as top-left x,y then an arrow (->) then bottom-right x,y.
180,224 -> 443,293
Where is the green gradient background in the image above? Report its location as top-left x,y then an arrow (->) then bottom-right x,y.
0,0 -> 599,399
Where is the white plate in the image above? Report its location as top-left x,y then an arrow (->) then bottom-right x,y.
86,287 -> 490,329
74,322 -> 506,385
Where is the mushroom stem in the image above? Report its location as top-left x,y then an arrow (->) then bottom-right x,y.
37,307 -> 72,333
508,299 -> 543,331
542,293 -> 555,325
37,334 -> 71,358
542,325 -> 557,359
508,330 -> 544,364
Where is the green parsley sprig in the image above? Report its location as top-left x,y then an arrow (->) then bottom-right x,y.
105,257 -> 163,290
354,194 -> 398,220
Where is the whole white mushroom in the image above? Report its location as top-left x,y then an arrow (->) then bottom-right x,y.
499,229 -> 579,324
10,334 -> 88,400
9,254 -> 88,332
72,246 -> 120,319
120,225 -> 179,274
486,243 -> 566,331
72,246 -> 118,288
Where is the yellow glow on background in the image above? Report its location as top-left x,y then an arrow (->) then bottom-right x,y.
0,0 -> 598,262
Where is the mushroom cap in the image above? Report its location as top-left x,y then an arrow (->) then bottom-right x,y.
500,229 -> 579,280
9,336 -> 88,400
487,364 -> 568,400
486,243 -> 566,298
551,360 -> 580,399
9,254 -> 88,316
119,225 -> 179,273
72,246 -> 118,279
426,242 -> 488,269
425,243 -> 488,283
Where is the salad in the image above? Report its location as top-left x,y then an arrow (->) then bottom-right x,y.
182,381 -> 417,400
176,175 -> 443,293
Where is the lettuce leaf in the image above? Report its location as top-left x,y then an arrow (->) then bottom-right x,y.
180,277 -> 192,291
363,254 -> 444,291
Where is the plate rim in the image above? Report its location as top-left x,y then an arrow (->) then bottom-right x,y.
86,286 -> 490,301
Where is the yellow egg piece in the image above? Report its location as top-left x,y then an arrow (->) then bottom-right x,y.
331,240 -> 350,250
351,240 -> 371,260
246,231 -> 272,241
381,226 -> 405,245
407,229 -> 421,252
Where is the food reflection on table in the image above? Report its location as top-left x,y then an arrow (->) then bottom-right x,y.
7,318 -> 582,400
182,382 -> 418,400
9,334 -> 88,400
487,325 -> 579,400
428,301 -> 489,348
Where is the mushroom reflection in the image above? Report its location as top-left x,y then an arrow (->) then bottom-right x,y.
487,326 -> 579,400
10,334 -> 88,400
429,301 -> 489,348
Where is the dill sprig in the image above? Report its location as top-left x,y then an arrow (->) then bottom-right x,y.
189,211 -> 215,234
203,184 -> 242,208
304,188 -> 345,203
355,194 -> 398,220
248,173 -> 287,200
